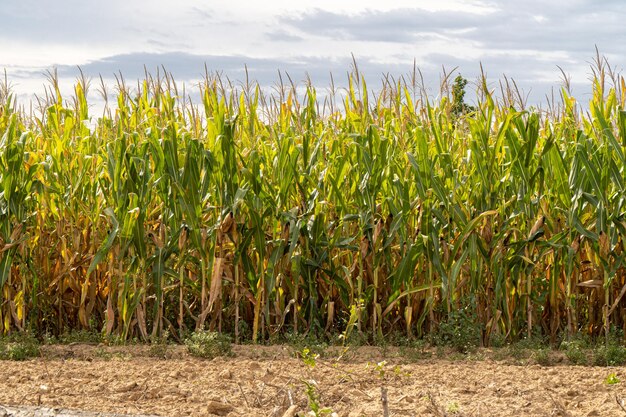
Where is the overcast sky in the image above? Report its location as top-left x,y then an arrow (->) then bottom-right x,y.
1,0 -> 624,111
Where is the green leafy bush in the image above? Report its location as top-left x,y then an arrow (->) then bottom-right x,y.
593,344 -> 626,367
0,333 -> 40,360
534,348 -> 552,366
433,303 -> 481,353
184,331 -> 232,359
562,340 -> 588,365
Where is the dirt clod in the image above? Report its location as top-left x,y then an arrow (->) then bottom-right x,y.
218,369 -> 232,380
206,401 -> 234,416
280,405 -> 298,417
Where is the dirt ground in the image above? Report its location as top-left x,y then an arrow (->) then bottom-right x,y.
0,344 -> 625,416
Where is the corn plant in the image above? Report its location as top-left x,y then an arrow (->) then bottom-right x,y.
0,57 -> 625,347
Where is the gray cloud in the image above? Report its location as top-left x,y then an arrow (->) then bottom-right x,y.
277,4 -> 626,58
10,52 -> 418,114
278,8 -> 478,43
52,52 -> 402,87
420,52 -> 593,105
265,30 -> 304,43
5,49 -> 598,116
189,6 -> 214,21
43,51 -> 584,106
0,0 -> 132,44
269,2 -> 624,105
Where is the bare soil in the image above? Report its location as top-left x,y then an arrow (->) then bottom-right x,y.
0,344 -> 625,416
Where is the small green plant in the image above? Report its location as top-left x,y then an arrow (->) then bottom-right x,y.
446,401 -> 461,414
148,331 -> 171,358
298,347 -> 333,416
94,347 -> 112,360
149,342 -> 169,358
300,347 -> 319,369
303,379 -> 334,416
285,333 -> 328,358
339,301 -> 364,347
392,365 -> 410,378
605,373 -> 620,385
367,360 -> 388,379
184,331 -> 232,359
0,333 -> 40,360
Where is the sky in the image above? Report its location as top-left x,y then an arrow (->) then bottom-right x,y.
1,0 -> 624,112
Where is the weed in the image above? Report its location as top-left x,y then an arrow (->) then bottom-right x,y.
489,332 -> 507,348
500,335 -> 548,363
300,347 -> 319,369
432,302 -> 481,353
58,330 -> 102,345
398,339 -> 430,362
184,331 -> 232,359
446,400 -> 461,414
366,360 -> 388,379
297,347 -> 334,416
505,343 -> 531,364
515,334 -> 548,350
148,332 -> 171,359
392,365 -> 410,378
435,345 -> 447,358
534,348 -> 551,366
336,301 -> 369,348
94,347 -> 112,360
562,340 -> 588,365
285,333 -> 328,358
491,348 -> 509,362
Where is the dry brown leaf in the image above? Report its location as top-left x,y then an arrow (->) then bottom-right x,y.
136,303 -> 149,340
577,279 -> 603,288
599,231 -> 610,259
105,296 -> 115,335
528,215 -> 545,241
208,257 -> 224,314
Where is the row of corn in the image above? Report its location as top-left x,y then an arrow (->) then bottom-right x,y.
0,60 -> 625,345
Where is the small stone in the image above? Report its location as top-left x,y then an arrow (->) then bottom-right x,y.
218,369 -> 232,379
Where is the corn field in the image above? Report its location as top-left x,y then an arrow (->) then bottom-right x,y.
1,57 -> 626,346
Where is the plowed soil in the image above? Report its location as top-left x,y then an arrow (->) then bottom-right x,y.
1,344 -> 625,416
